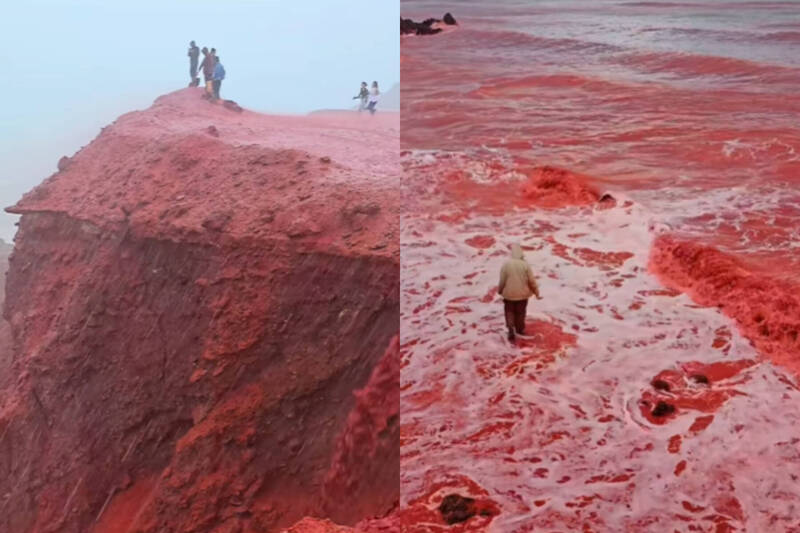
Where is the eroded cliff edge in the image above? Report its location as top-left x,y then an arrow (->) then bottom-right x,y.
0,89 -> 400,533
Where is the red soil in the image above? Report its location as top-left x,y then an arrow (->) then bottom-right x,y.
322,337 -> 400,524
443,165 -> 601,215
0,89 -> 399,533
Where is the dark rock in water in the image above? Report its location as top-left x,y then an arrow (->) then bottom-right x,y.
421,26 -> 443,36
599,193 -> 615,203
691,374 -> 710,384
652,379 -> 670,392
597,192 -> 618,210
652,401 -> 676,417
400,18 -> 416,34
443,12 -> 457,25
439,494 -> 476,525
400,16 -> 445,36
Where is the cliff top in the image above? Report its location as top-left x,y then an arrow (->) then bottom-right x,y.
9,88 -> 399,258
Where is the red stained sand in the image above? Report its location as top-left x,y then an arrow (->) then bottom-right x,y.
91,476 -> 158,533
442,165 -> 602,216
573,248 -> 634,269
651,235 -> 800,377
520,166 -> 601,207
688,415 -> 715,433
280,518 -> 354,533
464,235 -> 495,249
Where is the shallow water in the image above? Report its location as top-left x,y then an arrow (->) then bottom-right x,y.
400,1 -> 800,530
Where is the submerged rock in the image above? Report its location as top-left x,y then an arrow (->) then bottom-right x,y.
652,379 -> 671,391
652,401 -> 677,417
439,494 -> 477,525
401,13 -> 458,35
401,17 -> 443,35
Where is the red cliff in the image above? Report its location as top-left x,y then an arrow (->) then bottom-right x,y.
0,89 -> 399,533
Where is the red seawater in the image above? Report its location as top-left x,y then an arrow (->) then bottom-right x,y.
401,1 -> 800,531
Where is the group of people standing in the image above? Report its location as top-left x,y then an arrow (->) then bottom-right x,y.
188,41 -> 226,100
189,41 -> 383,114
353,81 -> 381,114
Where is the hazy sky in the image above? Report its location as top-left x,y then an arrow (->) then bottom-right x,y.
0,0 -> 399,241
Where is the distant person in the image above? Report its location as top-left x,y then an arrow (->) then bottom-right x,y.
497,243 -> 542,342
212,56 -> 225,100
188,41 -> 200,86
199,47 -> 215,96
366,81 -> 380,115
353,81 -> 369,111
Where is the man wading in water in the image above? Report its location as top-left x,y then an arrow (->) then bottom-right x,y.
498,243 -> 542,342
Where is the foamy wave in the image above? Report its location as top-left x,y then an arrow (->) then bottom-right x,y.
404,148 -> 525,184
722,137 -> 800,162
401,196 -> 800,531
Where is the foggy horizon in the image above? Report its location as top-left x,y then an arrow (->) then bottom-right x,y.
0,0 -> 400,242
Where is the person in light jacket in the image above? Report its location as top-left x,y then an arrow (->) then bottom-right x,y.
498,243 -> 542,342
212,57 -> 225,100
366,81 -> 380,115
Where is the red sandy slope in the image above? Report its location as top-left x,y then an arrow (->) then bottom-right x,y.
0,88 -> 399,533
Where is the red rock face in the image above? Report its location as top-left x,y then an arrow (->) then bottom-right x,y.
0,89 -> 399,533
322,337 -> 400,523
0,239 -> 14,392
